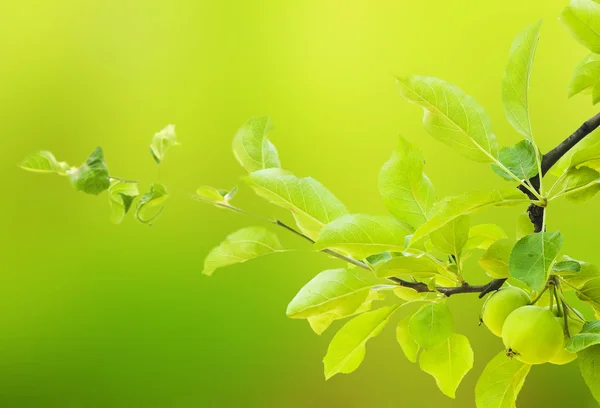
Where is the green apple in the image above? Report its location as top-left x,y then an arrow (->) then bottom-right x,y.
482,287 -> 530,337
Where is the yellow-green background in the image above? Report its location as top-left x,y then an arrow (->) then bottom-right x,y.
1,0 -> 599,406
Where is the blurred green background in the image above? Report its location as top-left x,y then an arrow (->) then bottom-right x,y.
1,0 -> 599,406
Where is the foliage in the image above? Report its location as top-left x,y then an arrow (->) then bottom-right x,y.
20,1 -> 600,406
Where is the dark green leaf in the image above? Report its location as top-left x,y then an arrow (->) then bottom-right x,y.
69,147 -> 111,195
492,140 -> 539,181
509,231 -> 563,291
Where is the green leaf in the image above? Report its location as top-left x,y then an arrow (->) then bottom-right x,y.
379,136 -> 435,231
475,351 -> 531,408
203,226 -> 283,276
516,212 -> 534,240
562,259 -> 600,288
149,124 -> 179,164
577,276 -> 600,311
479,239 -> 515,279
315,214 -> 408,259
393,286 -> 441,302
569,53 -> 600,105
20,151 -> 70,175
108,180 -> 139,224
465,224 -> 508,250
365,252 -> 393,267
509,231 -> 563,291
396,317 -> 420,363
419,333 -> 474,399
68,147 -> 111,195
323,305 -> 399,379
286,268 -> 380,322
396,76 -> 498,163
501,21 -> 542,141
570,140 -> 600,172
491,141 -> 539,181
135,183 -> 168,226
561,0 -> 600,54
554,166 -> 600,203
567,321 -> 600,352
232,116 -> 280,173
552,260 -> 582,273
550,130 -> 600,176
195,186 -> 237,206
409,189 -> 530,247
375,254 -> 442,279
245,168 -> 348,241
429,214 -> 470,255
578,344 -> 600,403
409,303 -> 453,349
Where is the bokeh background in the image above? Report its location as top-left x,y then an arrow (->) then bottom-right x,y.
1,0 -> 599,406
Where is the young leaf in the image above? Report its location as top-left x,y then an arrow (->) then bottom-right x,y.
232,116 -> 280,173
375,254 -> 441,279
409,303 -> 454,349
516,212 -> 534,240
552,260 -> 582,273
491,141 -> 539,181
149,124 -> 179,164
475,351 -> 531,408
561,259 -> 600,288
396,317 -> 420,363
429,214 -> 470,255
69,147 -> 111,195
245,168 -> 348,241
286,268 -> 380,321
20,151 -> 70,175
108,180 -> 139,224
569,54 -> 600,105
479,239 -> 515,279
379,136 -> 435,231
570,140 -> 600,172
135,183 -> 168,226
509,231 -> 563,291
554,166 -> 600,203
419,333 -> 474,399
465,224 -> 508,250
203,227 -> 283,276
409,189 -> 530,247
195,186 -> 236,205
561,0 -> 600,54
396,76 -> 498,163
501,21 -> 542,141
576,276 -> 600,311
315,214 -> 408,259
578,344 -> 600,403
567,321 -> 600,353
323,305 -> 399,379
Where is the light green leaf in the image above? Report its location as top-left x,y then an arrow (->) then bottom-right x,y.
409,303 -> 453,349
365,252 -> 393,267
492,141 -> 539,181
465,224 -> 508,250
195,186 -> 237,206
323,305 -> 399,379
419,333 -> 474,399
550,129 -> 600,176
479,239 -> 515,279
501,21 -> 542,141
516,212 -> 534,240
232,116 -> 280,173
578,345 -> 600,403
561,0 -> 600,54
509,231 -> 563,291
475,351 -> 531,408
396,317 -> 420,363
149,124 -> 179,164
375,254 -> 442,279
286,268 -> 380,320
135,183 -> 168,226
397,76 -> 498,163
577,276 -> 600,311
203,227 -> 283,276
553,166 -> 600,203
570,140 -> 600,172
429,215 -> 470,255
379,136 -> 435,231
68,147 -> 111,195
567,321 -> 600,352
394,286 -> 442,302
20,151 -> 70,175
315,214 -> 408,259
108,180 -> 139,224
562,259 -> 600,288
569,54 -> 600,105
409,189 -> 530,247
552,260 -> 582,273
245,168 -> 348,241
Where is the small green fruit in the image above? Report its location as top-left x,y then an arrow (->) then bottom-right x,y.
482,287 -> 530,337
549,314 -> 585,365
502,306 -> 564,365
